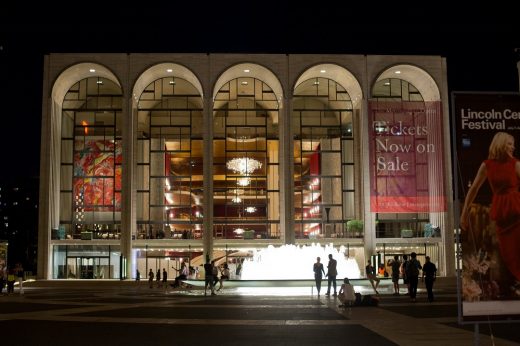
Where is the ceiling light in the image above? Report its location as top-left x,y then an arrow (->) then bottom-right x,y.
394,70 -> 401,74
166,69 -> 173,73
89,69 -> 96,73
243,69 -> 250,73
320,69 -> 326,73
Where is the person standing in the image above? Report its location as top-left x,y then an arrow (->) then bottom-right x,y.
162,268 -> 168,288
401,254 -> 410,296
15,263 -> 24,295
135,269 -> 141,282
406,252 -> 422,302
204,257 -> 216,296
156,269 -> 161,288
313,257 -> 326,295
148,268 -> 154,288
6,267 -> 16,295
0,264 -> 5,295
365,261 -> 380,295
325,254 -> 338,296
422,256 -> 437,302
391,255 -> 401,295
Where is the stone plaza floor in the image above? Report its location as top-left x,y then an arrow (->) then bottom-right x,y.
0,277 -> 518,345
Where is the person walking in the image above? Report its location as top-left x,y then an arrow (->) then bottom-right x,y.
422,256 -> 437,302
313,256 -> 326,296
406,252 -> 422,302
391,255 -> 401,295
325,254 -> 338,296
365,261 -> 380,295
156,269 -> 161,288
135,269 -> 141,282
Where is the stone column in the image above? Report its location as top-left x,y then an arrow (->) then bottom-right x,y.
203,96 -> 214,259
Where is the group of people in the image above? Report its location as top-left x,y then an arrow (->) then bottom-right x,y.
204,258 -> 230,296
313,252 -> 437,303
0,262 -> 24,295
382,252 -> 437,302
312,254 -> 338,296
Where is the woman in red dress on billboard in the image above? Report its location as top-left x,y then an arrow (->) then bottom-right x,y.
461,132 -> 520,281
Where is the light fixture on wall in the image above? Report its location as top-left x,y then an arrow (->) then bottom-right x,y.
226,157 -> 262,175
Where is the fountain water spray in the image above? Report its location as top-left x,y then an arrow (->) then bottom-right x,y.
240,243 -> 361,280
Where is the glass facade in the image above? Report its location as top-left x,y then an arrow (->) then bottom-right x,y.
42,55 -> 452,280
213,77 -> 280,240
136,77 -> 203,240
59,77 -> 123,240
292,77 -> 355,239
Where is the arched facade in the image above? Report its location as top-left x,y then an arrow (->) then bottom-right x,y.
38,54 -> 453,280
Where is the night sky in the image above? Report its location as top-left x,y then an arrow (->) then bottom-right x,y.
1,3 -> 519,182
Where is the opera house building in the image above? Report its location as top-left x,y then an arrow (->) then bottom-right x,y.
37,53 -> 454,281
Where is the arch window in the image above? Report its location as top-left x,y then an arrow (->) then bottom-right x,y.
293,77 -> 355,239
60,77 -> 123,239
136,77 -> 203,240
371,78 -> 430,238
213,77 -> 280,240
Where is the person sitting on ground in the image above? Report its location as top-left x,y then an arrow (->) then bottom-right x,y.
338,277 -> 356,307
217,263 -> 230,292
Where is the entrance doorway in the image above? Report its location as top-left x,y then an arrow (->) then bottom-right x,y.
66,256 -> 111,279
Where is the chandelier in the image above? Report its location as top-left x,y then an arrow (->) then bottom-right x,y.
227,157 -> 262,175
237,177 -> 251,186
245,206 -> 257,213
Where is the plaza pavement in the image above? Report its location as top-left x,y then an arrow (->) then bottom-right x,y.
0,277 -> 518,345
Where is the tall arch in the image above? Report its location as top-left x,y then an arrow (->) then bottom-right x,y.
292,64 -> 363,239
211,63 -> 283,242
132,63 -> 204,278
45,63 -> 123,279
369,64 -> 445,272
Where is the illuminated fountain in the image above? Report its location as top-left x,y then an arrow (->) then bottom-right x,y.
240,243 -> 361,280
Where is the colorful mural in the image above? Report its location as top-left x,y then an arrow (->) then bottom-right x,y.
73,140 -> 122,211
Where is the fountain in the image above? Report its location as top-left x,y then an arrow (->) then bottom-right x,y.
240,243 -> 361,280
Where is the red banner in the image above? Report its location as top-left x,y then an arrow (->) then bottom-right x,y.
368,101 -> 446,212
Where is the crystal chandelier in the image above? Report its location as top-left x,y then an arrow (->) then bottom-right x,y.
245,206 -> 257,213
237,177 -> 250,186
226,157 -> 262,175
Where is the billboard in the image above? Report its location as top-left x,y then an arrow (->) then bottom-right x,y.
453,92 -> 520,321
368,100 -> 446,213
